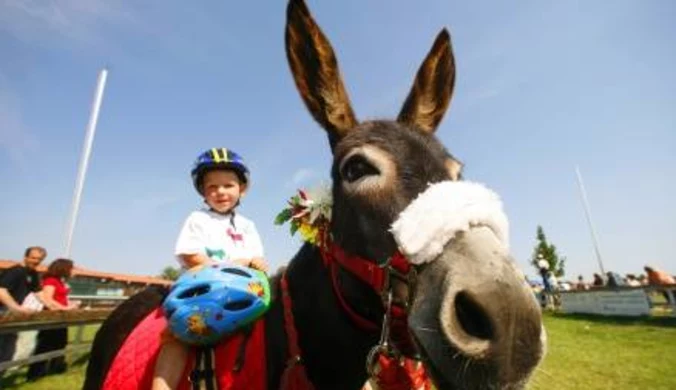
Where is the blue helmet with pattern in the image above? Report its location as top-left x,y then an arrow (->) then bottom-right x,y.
162,264 -> 271,346
191,148 -> 250,194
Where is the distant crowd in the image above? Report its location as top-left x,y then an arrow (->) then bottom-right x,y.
531,255 -> 675,310
535,263 -> 675,292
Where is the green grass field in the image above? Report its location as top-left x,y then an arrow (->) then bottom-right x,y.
530,313 -> 676,390
2,313 -> 675,389
0,325 -> 99,390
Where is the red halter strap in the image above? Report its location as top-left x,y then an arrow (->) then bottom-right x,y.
321,242 -> 411,293
319,239 -> 417,353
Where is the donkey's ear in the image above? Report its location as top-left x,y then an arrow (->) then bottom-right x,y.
285,0 -> 358,149
397,29 -> 456,134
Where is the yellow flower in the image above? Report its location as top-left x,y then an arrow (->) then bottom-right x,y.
298,223 -> 319,245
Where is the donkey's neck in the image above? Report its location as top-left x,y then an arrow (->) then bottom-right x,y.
265,244 -> 379,390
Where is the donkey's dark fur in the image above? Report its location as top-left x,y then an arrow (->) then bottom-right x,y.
84,1 -> 543,389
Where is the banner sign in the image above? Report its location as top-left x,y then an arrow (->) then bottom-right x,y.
560,288 -> 651,316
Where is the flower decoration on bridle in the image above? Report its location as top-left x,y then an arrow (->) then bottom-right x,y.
274,183 -> 332,246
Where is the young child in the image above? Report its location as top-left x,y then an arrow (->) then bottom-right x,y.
152,147 -> 268,390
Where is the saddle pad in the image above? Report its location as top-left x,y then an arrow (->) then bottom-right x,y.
103,307 -> 267,390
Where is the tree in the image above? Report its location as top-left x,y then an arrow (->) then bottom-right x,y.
531,225 -> 566,277
159,266 -> 181,281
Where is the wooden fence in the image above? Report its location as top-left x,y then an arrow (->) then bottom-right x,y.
0,309 -> 113,372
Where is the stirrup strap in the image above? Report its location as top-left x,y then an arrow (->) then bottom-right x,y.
190,347 -> 218,390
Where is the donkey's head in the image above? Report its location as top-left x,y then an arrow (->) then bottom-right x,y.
285,0 -> 544,388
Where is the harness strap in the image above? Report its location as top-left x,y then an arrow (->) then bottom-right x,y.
280,271 -> 315,390
281,272 -> 302,363
190,348 -> 204,390
204,348 -> 217,390
329,263 -> 379,331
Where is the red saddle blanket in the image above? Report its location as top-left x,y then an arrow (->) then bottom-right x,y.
102,308 -> 266,390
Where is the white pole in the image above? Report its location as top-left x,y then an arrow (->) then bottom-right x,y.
64,68 -> 108,258
574,165 -> 606,275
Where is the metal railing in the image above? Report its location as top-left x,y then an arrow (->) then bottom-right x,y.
69,294 -> 128,309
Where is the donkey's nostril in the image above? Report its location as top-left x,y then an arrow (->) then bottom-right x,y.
454,291 -> 494,341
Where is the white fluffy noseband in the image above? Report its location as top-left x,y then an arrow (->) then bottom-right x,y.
390,181 -> 510,265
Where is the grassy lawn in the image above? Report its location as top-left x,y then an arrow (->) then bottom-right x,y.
2,314 -> 675,389
530,313 -> 676,390
0,325 -> 99,390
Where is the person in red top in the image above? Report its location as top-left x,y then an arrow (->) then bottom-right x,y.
26,258 -> 79,381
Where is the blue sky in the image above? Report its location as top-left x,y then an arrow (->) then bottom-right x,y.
1,0 -> 674,281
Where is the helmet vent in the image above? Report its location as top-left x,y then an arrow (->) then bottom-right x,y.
224,299 -> 254,311
221,267 -> 252,278
177,284 -> 211,299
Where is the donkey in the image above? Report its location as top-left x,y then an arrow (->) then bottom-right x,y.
84,0 -> 544,389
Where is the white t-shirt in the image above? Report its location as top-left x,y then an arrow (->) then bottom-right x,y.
174,208 -> 265,269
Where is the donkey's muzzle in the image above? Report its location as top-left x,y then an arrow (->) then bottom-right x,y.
408,226 -> 544,389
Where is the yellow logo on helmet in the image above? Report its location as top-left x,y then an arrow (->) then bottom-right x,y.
209,148 -> 229,163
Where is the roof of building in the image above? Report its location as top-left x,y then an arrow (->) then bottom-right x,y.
0,259 -> 172,286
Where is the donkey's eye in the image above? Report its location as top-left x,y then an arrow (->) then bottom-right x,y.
341,155 -> 380,183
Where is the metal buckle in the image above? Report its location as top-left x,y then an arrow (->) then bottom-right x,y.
379,257 -> 417,310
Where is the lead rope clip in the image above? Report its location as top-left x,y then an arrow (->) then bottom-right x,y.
366,289 -> 399,378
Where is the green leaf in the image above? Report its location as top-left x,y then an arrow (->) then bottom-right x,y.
274,208 -> 292,225
531,225 -> 566,277
290,221 -> 299,236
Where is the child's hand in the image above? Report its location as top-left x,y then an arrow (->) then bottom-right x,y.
181,253 -> 212,270
249,257 -> 268,273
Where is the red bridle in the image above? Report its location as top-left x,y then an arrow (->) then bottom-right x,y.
319,240 -> 419,356
279,233 -> 430,390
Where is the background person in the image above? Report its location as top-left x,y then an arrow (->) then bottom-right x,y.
26,258 -> 79,381
0,246 -> 46,379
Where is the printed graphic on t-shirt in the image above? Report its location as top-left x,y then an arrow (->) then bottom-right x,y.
227,228 -> 244,244
206,247 -> 227,261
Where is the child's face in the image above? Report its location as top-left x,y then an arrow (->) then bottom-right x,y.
202,170 -> 247,213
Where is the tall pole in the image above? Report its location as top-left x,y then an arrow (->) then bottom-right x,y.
575,165 -> 606,275
64,68 -> 108,258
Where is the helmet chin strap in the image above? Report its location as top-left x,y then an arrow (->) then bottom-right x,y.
207,206 -> 234,216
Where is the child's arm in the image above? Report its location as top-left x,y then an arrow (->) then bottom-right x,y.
250,257 -> 268,272
233,257 -> 268,272
175,212 -> 214,270
237,220 -> 268,272
179,253 -> 213,270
